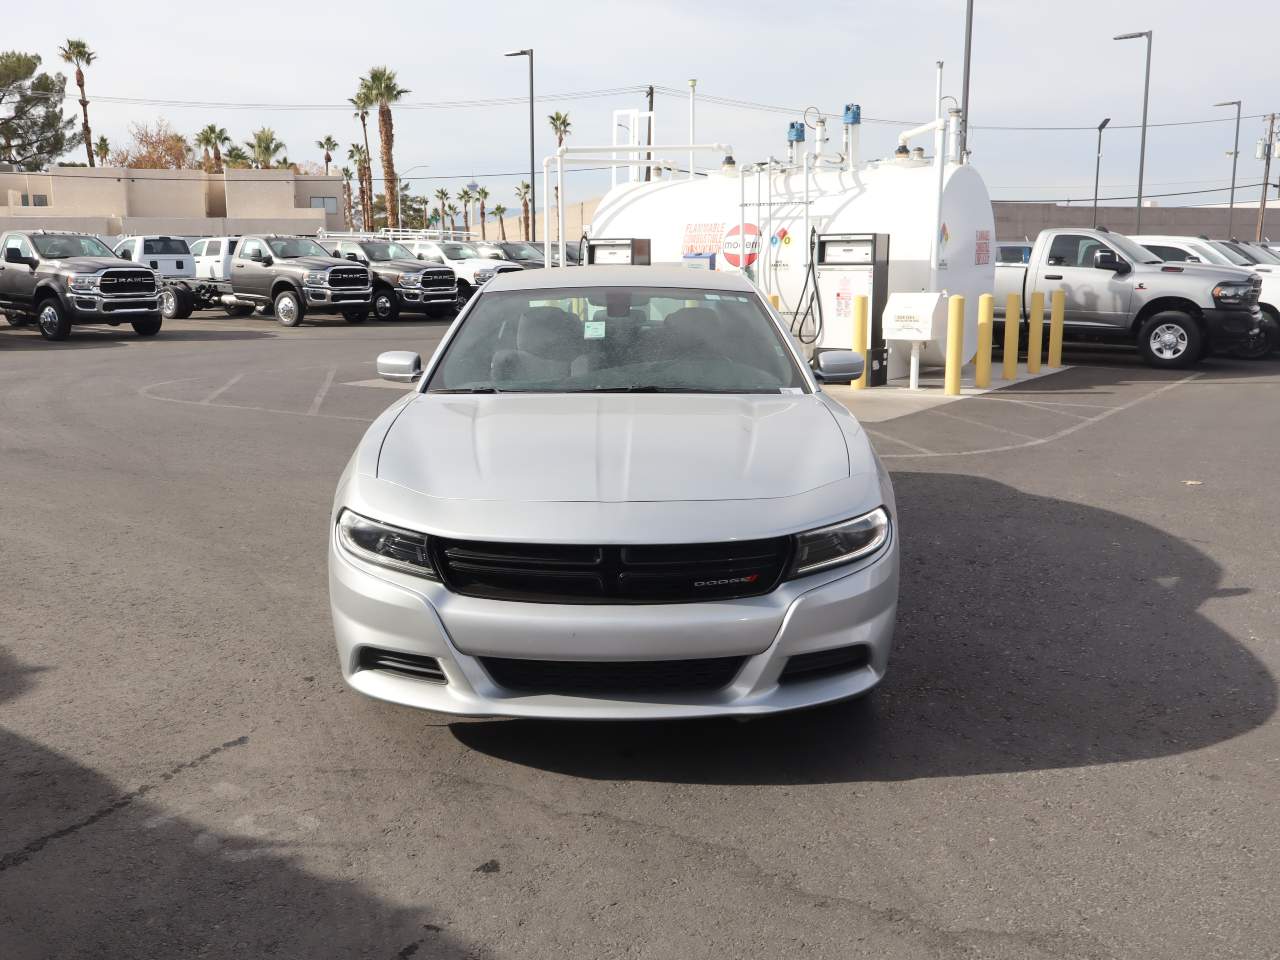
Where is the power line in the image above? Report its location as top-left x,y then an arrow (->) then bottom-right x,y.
999,180 -> 1274,204
12,165 -> 613,183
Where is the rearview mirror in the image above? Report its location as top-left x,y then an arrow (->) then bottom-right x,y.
811,349 -> 865,384
377,350 -> 423,383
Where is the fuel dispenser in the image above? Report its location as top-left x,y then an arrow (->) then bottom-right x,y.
813,233 -> 890,386
584,237 -> 652,265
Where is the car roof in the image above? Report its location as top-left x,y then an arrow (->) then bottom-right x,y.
484,265 -> 759,293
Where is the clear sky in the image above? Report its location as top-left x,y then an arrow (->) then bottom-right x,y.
8,0 -> 1278,214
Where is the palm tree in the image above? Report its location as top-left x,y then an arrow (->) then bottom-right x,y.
316,135 -> 338,176
349,91 -> 375,228
548,111 -> 572,240
515,182 -> 532,241
434,188 -> 450,235
476,187 -> 490,240
246,128 -> 284,169
446,203 -> 460,233
347,144 -> 371,228
340,167 -> 355,229
492,203 -> 508,241
222,145 -> 251,169
195,125 -> 230,173
359,67 -> 409,228
457,187 -> 474,234
59,39 -> 97,167
93,135 -> 109,167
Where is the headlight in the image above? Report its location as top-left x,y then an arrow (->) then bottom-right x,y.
787,507 -> 890,579
305,271 -> 329,287
475,268 -> 495,283
68,274 -> 100,292
336,509 -> 438,580
1213,281 -> 1253,304
398,272 -> 423,288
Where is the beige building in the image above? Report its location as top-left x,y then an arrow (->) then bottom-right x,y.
0,165 -> 344,237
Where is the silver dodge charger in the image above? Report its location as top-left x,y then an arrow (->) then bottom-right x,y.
328,266 -> 899,719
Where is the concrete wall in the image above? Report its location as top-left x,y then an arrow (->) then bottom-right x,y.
993,202 -> 1280,242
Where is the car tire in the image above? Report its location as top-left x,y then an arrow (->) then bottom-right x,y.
161,286 -> 195,320
371,288 -> 400,322
35,297 -> 71,341
1137,311 -> 1202,369
342,308 -> 368,324
224,304 -> 254,318
456,281 -> 474,303
132,315 -> 163,337
1229,307 -> 1280,359
273,288 -> 304,327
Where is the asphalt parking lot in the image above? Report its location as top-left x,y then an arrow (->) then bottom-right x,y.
2,311 -> 1277,959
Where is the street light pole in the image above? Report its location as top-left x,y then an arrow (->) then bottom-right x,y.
958,0 -> 974,161
504,49 -> 536,242
1092,118 -> 1110,228
1214,100 -> 1242,238
398,164 -> 430,228
1114,30 -> 1153,233
1259,113 -> 1277,243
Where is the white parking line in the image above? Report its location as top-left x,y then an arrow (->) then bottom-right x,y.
308,366 -> 338,416
200,373 -> 245,405
975,396 -> 1094,420
865,429 -> 936,456
929,407 -> 1042,440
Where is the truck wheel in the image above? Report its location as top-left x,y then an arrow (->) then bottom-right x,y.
1138,311 -> 1202,369
173,287 -> 194,319
456,281 -> 474,302
160,287 -> 194,320
273,289 -> 304,327
132,316 -> 163,337
1227,308 -> 1279,359
342,308 -> 368,324
371,288 -> 400,322
224,304 -> 254,318
35,297 -> 71,341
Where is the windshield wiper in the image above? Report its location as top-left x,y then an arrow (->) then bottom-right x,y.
432,387 -> 502,394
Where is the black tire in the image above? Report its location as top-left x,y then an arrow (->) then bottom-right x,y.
1228,308 -> 1280,359
371,287 -> 400,322
273,288 -> 304,327
342,307 -> 368,324
35,296 -> 71,341
224,304 -> 254,318
5,312 -> 30,327
456,281 -> 474,303
173,287 -> 194,319
132,315 -> 163,337
160,286 -> 195,320
1137,311 -> 1202,369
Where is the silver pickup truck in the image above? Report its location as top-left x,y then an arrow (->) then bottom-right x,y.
994,227 -> 1271,366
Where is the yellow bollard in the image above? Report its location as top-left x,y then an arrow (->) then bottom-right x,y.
975,293 -> 994,389
769,294 -> 780,309
851,295 -> 869,390
1026,291 -> 1045,374
1048,290 -> 1065,368
1003,293 -> 1021,381
944,294 -> 965,396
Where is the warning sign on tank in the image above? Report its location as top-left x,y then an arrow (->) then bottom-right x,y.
975,229 -> 991,265
682,222 -> 726,255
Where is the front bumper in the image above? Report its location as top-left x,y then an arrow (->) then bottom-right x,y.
69,292 -> 161,318
329,526 -> 899,719
396,286 -> 458,308
1203,305 -> 1263,346
304,285 -> 373,311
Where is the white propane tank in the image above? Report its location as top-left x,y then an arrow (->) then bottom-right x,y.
588,157 -> 996,380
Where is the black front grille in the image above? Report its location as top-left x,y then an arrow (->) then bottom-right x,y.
779,645 -> 871,684
1247,276 -> 1263,306
432,536 -> 792,605
99,269 -> 157,295
328,267 -> 369,288
422,271 -> 455,288
479,655 -> 746,694
356,647 -> 446,682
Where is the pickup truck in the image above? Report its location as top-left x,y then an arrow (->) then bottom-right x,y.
113,235 -> 200,320
206,235 -> 372,326
399,237 -> 523,301
0,230 -> 161,341
994,227 -> 1269,367
320,235 -> 457,321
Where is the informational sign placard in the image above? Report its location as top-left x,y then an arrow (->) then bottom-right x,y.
882,292 -> 946,342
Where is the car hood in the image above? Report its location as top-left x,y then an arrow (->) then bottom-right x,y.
282,255 -> 352,270
456,258 -> 522,272
54,256 -> 139,272
376,393 -> 856,504
374,257 -> 437,274
1139,261 -> 1255,282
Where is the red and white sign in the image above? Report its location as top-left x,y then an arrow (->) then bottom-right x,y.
682,222 -> 726,255
721,223 -> 762,268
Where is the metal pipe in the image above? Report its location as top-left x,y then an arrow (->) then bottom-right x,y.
739,164 -> 746,275
558,143 -> 732,156
958,0 -> 974,161
929,61 -> 946,289
542,156 -> 551,263
947,109 -> 962,162
803,152 -> 811,268
557,156 -> 566,268
688,79 -> 697,180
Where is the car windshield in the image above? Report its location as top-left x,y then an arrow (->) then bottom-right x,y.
502,242 -> 544,262
267,237 -> 329,258
474,243 -> 507,260
426,286 -> 806,395
360,242 -> 414,262
1206,241 -> 1253,266
1236,242 -> 1280,265
440,242 -> 480,260
32,235 -> 113,258
1107,234 -> 1162,264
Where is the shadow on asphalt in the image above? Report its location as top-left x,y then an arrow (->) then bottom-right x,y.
450,472 -> 1276,784
0,327 -> 276,350
0,647 -> 469,959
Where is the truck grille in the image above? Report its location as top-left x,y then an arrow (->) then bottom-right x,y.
431,536 -> 792,605
422,270 -> 455,291
98,269 -> 157,295
1248,276 -> 1263,306
478,655 -> 747,694
328,267 -> 369,288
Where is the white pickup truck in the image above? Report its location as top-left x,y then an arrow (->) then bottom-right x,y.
113,235 -> 199,319
994,227 -> 1272,366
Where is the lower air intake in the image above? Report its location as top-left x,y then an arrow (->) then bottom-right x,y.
479,656 -> 747,695
356,647 -> 447,683
778,645 -> 871,683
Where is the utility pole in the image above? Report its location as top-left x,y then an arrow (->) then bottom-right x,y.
1259,113 -> 1276,242
1214,100 -> 1242,238
644,85 -> 654,183
958,0 -> 974,161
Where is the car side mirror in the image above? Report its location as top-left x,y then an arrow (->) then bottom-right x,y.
811,349 -> 864,384
261,253 -> 273,266
1187,256 -> 1201,263
377,351 -> 423,383
4,247 -> 27,265
1093,249 -> 1128,274
345,252 -> 359,261
416,253 -> 425,260
118,248 -> 132,260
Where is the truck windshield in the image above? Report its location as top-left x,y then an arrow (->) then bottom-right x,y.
267,238 -> 329,258
360,242 -> 414,261
1221,241 -> 1280,265
502,242 -> 544,262
1206,241 -> 1254,266
1106,234 -> 1163,264
426,286 -> 805,395
440,242 -> 480,260
32,235 -> 113,258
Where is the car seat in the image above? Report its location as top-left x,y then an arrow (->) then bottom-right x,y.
490,307 -> 588,384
